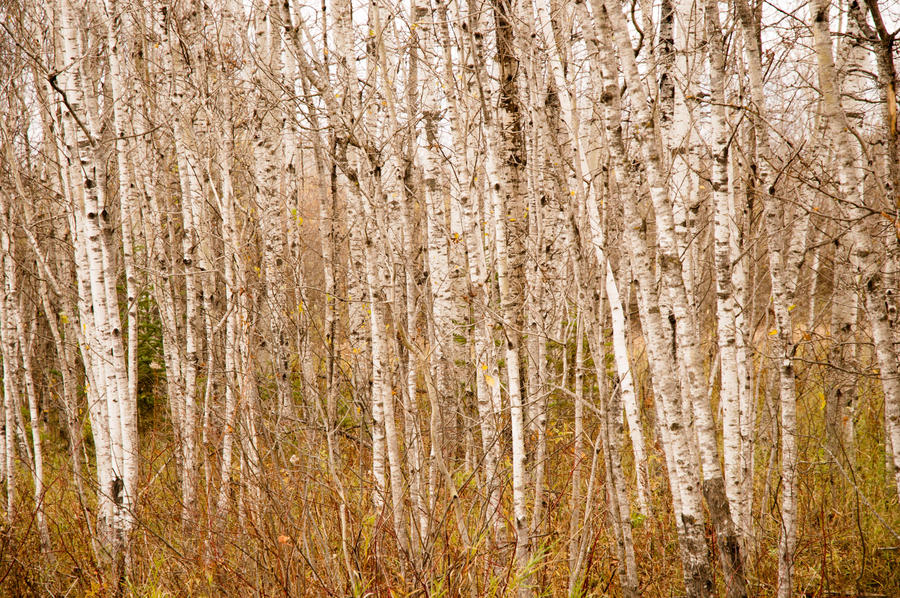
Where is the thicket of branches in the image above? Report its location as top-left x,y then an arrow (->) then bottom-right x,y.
1,0 -> 899,595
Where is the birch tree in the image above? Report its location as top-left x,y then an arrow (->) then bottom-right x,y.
3,0 -> 900,594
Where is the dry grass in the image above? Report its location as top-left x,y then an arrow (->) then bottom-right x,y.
2,355 -> 900,597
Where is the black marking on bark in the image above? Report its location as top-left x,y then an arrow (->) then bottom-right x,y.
112,476 -> 124,506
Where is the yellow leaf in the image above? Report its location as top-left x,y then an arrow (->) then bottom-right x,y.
484,373 -> 497,386
769,329 -> 778,335
788,304 -> 796,311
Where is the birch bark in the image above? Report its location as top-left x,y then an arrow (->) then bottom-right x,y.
290,12 -> 356,571
369,0 -> 413,554
254,0 -> 293,428
55,0 -> 133,560
809,0 -> 900,502
735,1 -> 799,592
704,0 -> 745,539
102,0 -> 140,525
483,0 -> 531,574
1,265 -> 16,522
572,0 -> 650,513
161,2 -> 205,520
432,0 -> 504,540
601,1 -> 747,593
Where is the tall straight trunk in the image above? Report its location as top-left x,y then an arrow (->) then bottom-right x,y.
215,85 -> 241,520
729,113 -> 756,538
824,6 -> 868,462
518,2 -> 554,537
403,0 -> 429,550
809,0 -> 900,502
368,0 -> 411,555
571,0 -> 649,513
704,0 -> 745,541
601,2 -> 747,594
432,0 -> 504,540
0,223 -> 22,527
1,272 -> 15,523
360,197 -> 392,518
483,0 -> 530,576
55,0 -> 132,564
735,1 -> 798,593
420,46 -> 454,546
667,0 -> 702,309
652,0 -> 702,500
568,309 -> 585,594
254,0 -> 293,428
590,4 -> 712,595
102,0 -> 139,527
483,125 -> 531,582
585,263 -> 639,597
64,157 -> 115,542
401,262 -> 427,552
161,4 -> 203,522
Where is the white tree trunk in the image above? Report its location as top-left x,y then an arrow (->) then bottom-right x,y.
735,1 -> 798,593
56,0 -> 132,562
601,2 -> 747,593
102,0 -> 140,527
809,0 -> 900,501
432,0 -> 504,540
704,0 -> 745,541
